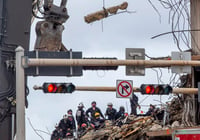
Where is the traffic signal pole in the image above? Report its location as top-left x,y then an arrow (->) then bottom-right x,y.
76,86 -> 198,94
26,58 -> 200,67
15,47 -> 25,140
33,85 -> 198,95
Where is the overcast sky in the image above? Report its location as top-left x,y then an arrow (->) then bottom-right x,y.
26,0 -> 188,139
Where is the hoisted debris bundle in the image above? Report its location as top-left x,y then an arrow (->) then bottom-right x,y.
84,2 -> 128,24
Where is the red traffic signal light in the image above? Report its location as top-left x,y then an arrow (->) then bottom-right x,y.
140,84 -> 172,95
42,83 -> 75,93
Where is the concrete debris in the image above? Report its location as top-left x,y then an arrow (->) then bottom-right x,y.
162,126 -> 170,130
80,116 -> 154,140
149,124 -> 162,131
80,98 -> 186,140
80,115 -> 184,140
171,121 -> 180,128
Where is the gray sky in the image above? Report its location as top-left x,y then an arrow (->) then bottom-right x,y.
26,0 -> 188,139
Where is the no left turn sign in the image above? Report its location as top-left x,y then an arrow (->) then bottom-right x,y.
116,80 -> 133,98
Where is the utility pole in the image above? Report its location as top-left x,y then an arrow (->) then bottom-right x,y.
191,0 -> 200,124
16,47 -> 25,140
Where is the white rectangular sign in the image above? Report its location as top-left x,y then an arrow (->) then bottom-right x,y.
116,80 -> 133,98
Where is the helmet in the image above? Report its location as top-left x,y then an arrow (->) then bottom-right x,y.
67,114 -> 72,117
95,112 -> 100,117
55,123 -> 59,128
107,102 -> 113,106
63,114 -> 68,119
78,102 -> 84,108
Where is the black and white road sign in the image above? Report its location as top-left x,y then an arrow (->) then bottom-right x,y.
116,80 -> 133,98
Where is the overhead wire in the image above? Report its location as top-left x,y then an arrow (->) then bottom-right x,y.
151,68 -> 165,85
158,68 -> 164,84
151,29 -> 200,39
172,74 -> 182,87
151,68 -> 160,84
27,117 -> 45,140
148,0 -> 162,23
169,73 -> 177,86
145,53 -> 165,84
149,0 -> 194,52
139,96 -> 150,105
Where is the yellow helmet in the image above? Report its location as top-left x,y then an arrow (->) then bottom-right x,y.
95,112 -> 100,117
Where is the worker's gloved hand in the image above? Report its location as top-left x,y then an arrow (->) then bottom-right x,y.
66,132 -> 71,136
81,123 -> 87,128
90,124 -> 95,129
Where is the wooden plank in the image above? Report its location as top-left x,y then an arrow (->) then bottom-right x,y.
146,129 -> 172,137
123,127 -> 141,138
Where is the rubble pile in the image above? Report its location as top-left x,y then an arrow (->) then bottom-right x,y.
80,117 -> 184,140
80,116 -> 155,140
79,98 -> 185,140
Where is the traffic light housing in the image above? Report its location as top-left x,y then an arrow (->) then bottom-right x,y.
140,84 -> 172,95
42,83 -> 75,93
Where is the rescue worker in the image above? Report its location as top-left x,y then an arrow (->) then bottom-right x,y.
76,102 -> 86,129
115,106 -> 127,127
91,112 -> 105,129
58,114 -> 69,138
67,109 -> 76,130
86,101 -> 105,122
65,114 -> 76,137
115,106 -> 126,120
145,104 -> 156,116
105,102 -> 117,121
51,124 -> 62,140
77,123 -> 88,138
130,92 -> 140,116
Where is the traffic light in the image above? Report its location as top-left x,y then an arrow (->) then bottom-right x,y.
42,83 -> 75,93
140,84 -> 172,95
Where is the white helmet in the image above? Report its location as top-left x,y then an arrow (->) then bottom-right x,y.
55,123 -> 59,128
67,114 -> 72,117
78,102 -> 84,108
63,114 -> 68,119
107,102 -> 113,106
